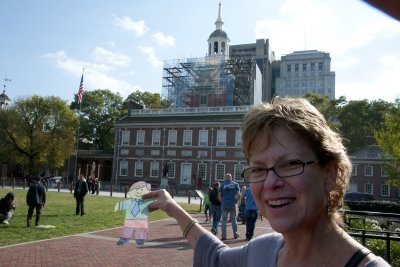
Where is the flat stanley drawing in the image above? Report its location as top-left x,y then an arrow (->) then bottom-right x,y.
114,181 -> 154,246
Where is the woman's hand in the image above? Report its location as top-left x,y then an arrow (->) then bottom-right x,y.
142,189 -> 180,217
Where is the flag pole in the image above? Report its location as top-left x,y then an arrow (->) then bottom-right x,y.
73,68 -> 85,183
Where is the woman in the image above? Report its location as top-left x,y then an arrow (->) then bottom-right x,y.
143,97 -> 389,266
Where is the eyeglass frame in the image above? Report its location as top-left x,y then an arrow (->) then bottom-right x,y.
241,159 -> 319,183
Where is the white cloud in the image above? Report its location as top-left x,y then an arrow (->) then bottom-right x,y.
43,50 -> 140,98
113,15 -> 149,37
255,0 -> 335,56
138,46 -> 163,68
336,54 -> 400,102
92,47 -> 131,67
152,32 -> 175,47
332,57 -> 360,69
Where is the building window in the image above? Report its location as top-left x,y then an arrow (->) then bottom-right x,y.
215,164 -> 225,180
167,162 -> 176,178
381,166 -> 388,177
287,64 -> 291,72
152,130 -> 161,146
120,161 -> 128,176
168,130 -> 177,146
150,162 -> 159,178
364,183 -> 373,195
183,130 -> 192,146
381,184 -> 390,197
351,165 -> 357,176
199,130 -> 208,146
235,129 -> 242,146
136,130 -> 145,145
318,62 -> 323,71
310,63 -> 315,71
234,164 -> 244,181
302,63 -> 307,72
216,130 -> 226,146
121,131 -> 130,145
135,161 -> 143,177
294,64 -> 299,72
364,165 -> 373,177
200,95 -> 207,106
198,163 -> 207,180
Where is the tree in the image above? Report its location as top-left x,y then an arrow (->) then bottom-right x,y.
337,99 -> 391,153
124,90 -> 170,109
375,99 -> 400,186
304,93 -> 344,130
70,89 -> 124,150
0,95 -> 78,174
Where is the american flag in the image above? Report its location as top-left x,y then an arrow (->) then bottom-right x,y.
77,73 -> 84,104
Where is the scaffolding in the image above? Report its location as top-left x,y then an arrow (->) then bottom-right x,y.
162,55 -> 255,108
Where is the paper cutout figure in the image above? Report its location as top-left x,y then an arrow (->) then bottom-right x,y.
114,181 -> 154,246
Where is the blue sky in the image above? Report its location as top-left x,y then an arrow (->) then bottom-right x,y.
1,0 -> 400,104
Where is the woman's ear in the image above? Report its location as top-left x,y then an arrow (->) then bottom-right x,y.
324,161 -> 337,192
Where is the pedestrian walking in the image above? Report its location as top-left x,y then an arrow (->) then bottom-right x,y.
26,176 -> 46,227
74,175 -> 89,216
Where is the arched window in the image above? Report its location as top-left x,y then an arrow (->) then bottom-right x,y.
221,42 -> 226,54
214,42 -> 218,54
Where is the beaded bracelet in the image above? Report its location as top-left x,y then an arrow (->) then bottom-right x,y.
183,219 -> 198,238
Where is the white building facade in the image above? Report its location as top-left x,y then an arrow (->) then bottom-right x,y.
275,50 -> 336,99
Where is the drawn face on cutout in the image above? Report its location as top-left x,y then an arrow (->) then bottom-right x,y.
128,186 -> 150,199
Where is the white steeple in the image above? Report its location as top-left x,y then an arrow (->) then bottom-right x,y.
207,1 -> 230,58
215,2 -> 224,30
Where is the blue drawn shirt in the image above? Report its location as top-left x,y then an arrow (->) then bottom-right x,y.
116,198 -> 154,220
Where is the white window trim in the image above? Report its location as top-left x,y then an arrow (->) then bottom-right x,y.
136,130 -> 145,145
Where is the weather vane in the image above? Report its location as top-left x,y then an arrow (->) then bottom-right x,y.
3,77 -> 11,91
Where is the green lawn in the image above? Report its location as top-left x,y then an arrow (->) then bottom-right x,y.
0,188 -> 198,247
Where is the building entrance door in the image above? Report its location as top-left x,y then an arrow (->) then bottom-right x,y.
181,163 -> 192,185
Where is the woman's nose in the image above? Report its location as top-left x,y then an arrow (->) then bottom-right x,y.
263,170 -> 284,189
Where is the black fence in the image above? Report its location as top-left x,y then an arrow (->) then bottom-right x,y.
343,210 -> 400,264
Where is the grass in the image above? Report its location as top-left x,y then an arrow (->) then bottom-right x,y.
0,188 -> 199,247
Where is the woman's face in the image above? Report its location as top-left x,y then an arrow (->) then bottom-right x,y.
249,125 -> 335,234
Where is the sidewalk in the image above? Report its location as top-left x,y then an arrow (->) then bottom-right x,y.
0,186 -> 274,266
0,213 -> 274,267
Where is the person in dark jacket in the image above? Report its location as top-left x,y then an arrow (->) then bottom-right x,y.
26,176 -> 46,227
209,181 -> 221,236
74,175 -> 89,216
0,192 -> 16,224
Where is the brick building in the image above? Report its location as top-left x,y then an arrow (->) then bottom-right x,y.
112,106 -> 248,190
349,138 -> 399,201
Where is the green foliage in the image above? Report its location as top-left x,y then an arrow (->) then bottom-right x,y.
0,96 -> 78,174
349,218 -> 400,265
125,90 -> 170,109
375,99 -> 400,186
303,93 -> 343,130
337,99 -> 392,153
0,188 -> 198,246
70,89 -> 124,150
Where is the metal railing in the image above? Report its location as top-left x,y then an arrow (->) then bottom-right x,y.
344,210 -> 400,264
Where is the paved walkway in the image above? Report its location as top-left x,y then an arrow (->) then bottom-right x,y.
0,187 -> 274,266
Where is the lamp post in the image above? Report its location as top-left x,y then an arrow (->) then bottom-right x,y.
209,127 -> 214,187
196,156 -> 200,190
